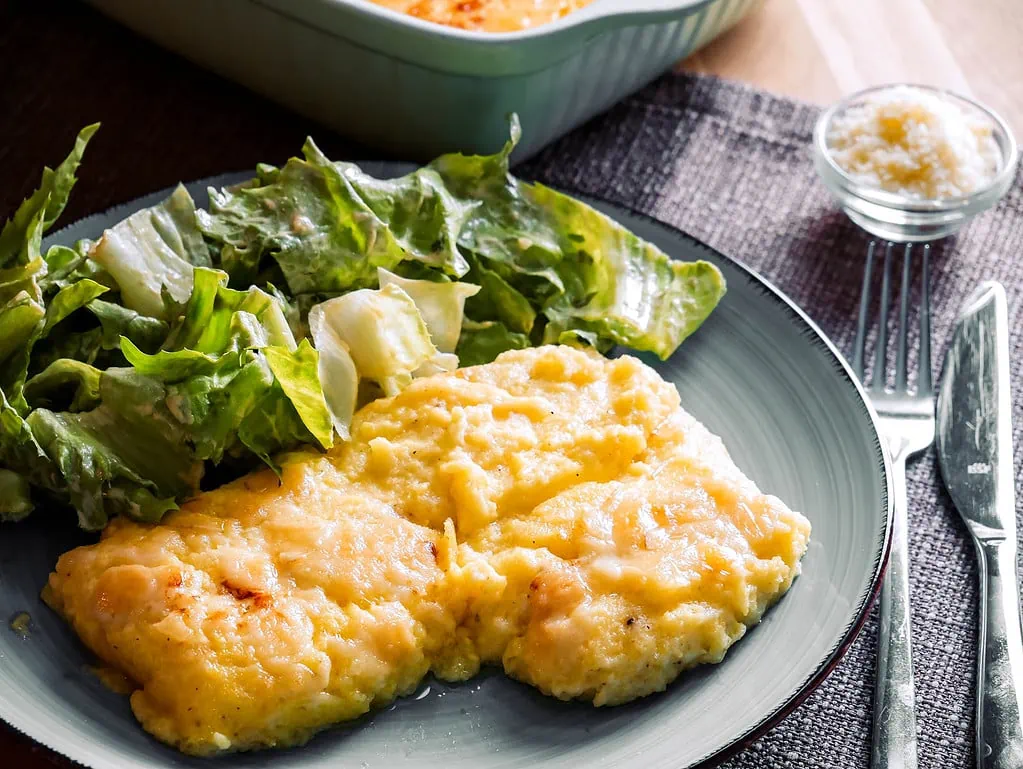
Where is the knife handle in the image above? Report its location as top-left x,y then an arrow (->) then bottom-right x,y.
871,452 -> 918,769
975,537 -> 1023,769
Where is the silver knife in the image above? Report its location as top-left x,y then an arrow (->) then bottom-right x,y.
937,281 -> 1023,769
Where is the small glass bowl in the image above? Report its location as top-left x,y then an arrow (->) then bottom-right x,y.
813,84 -> 1018,242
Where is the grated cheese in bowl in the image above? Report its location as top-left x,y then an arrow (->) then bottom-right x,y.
813,84 -> 1017,241
825,85 -> 1001,201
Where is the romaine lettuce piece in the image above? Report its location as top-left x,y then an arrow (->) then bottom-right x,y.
161,267 -> 296,354
309,283 -> 446,398
0,124 -> 98,269
432,115 -> 726,360
0,469 -> 33,521
455,320 -> 531,367
26,368 -> 195,529
24,359 -> 102,412
90,185 -> 210,319
199,140 -> 472,294
199,149 -> 408,293
377,267 -> 479,353
306,300 -> 358,441
0,291 -> 45,369
461,254 -> 536,336
262,340 -> 333,451
40,240 -> 113,298
87,299 -> 169,354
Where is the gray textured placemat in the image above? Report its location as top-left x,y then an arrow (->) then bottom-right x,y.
4,3 -> 1023,766
522,75 -> 1023,769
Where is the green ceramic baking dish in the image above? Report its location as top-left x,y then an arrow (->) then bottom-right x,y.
86,0 -> 760,159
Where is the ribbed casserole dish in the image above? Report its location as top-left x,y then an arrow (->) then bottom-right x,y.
86,0 -> 760,159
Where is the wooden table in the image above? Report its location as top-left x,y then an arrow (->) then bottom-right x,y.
683,0 -> 1023,135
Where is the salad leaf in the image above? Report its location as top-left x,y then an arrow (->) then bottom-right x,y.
263,340 -> 333,450
527,183 -> 726,358
26,369 -> 194,529
200,140 -> 472,294
162,267 -> 296,354
88,299 -> 169,353
199,147 -> 408,294
41,278 -> 109,336
307,300 -> 359,441
308,283 -> 447,398
0,257 -> 47,306
0,469 -> 34,522
455,320 -> 531,367
24,359 -> 103,412
377,267 -> 480,353
329,160 -> 473,278
461,254 -> 536,336
28,329 -> 105,378
432,115 -> 726,360
0,124 -> 98,268
0,291 -> 45,369
90,185 -> 210,319
237,380 -> 320,469
40,240 -> 113,297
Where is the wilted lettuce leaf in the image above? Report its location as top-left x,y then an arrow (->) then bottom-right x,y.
90,185 -> 211,319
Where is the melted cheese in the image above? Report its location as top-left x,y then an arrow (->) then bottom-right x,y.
45,346 -> 810,755
369,0 -> 594,32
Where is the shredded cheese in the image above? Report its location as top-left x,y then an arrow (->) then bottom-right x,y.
826,86 -> 1001,200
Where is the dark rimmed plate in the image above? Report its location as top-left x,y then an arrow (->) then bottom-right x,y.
0,167 -> 891,768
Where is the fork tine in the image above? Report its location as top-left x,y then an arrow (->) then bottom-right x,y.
894,243 -> 913,391
872,243 -> 893,391
917,244 -> 932,394
852,241 -> 877,381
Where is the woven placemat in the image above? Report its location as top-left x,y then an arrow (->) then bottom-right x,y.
4,2 -> 1023,767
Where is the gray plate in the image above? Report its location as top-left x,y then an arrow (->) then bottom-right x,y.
0,168 -> 891,769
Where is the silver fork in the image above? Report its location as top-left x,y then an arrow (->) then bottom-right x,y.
851,241 -> 936,769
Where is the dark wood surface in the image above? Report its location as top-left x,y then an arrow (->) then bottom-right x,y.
1,1 -> 371,765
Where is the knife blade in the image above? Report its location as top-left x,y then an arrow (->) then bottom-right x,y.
937,281 -> 1015,536
937,280 -> 1023,769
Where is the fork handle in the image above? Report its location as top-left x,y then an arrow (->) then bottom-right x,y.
871,450 -> 918,769
973,537 -> 1023,769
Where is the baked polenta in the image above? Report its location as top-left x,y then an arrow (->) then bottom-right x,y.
45,346 -> 810,755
